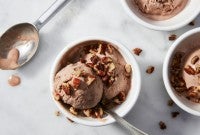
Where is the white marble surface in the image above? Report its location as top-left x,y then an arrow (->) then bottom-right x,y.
0,0 -> 200,135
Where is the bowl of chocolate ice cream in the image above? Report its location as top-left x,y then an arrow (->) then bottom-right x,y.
50,37 -> 141,126
121,0 -> 200,31
163,28 -> 200,116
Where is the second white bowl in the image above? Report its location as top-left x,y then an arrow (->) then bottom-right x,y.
121,0 -> 200,31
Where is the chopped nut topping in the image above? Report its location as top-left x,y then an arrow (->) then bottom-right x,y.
171,111 -> 180,118
61,83 -> 71,95
108,63 -> 115,72
159,121 -> 167,130
191,55 -> 199,65
101,57 -> 112,64
69,107 -> 78,115
107,44 -> 113,54
133,48 -> 142,56
95,107 -> 104,118
187,86 -> 200,99
184,65 -> 196,75
90,55 -> 100,64
114,92 -> 126,104
118,92 -> 126,101
168,34 -> 177,41
86,75 -> 96,85
125,64 -> 131,74
83,109 -> 92,117
72,78 -> 81,89
53,92 -> 61,101
55,111 -> 61,116
196,65 -> 200,74
146,66 -> 154,74
86,63 -> 94,68
97,43 -> 107,54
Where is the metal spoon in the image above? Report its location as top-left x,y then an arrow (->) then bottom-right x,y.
0,0 -> 72,70
105,109 -> 149,135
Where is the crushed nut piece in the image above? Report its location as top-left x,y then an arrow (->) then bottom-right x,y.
196,65 -> 200,74
61,83 -> 71,95
184,65 -> 196,75
86,75 -> 96,85
171,111 -> 180,118
90,55 -> 99,64
83,109 -> 92,117
101,57 -> 112,63
188,21 -> 195,26
167,99 -> 174,107
133,48 -> 142,56
125,64 -> 132,74
146,66 -> 154,74
94,108 -> 104,118
53,92 -> 61,101
108,63 -> 115,72
191,55 -> 199,65
169,34 -> 177,41
69,107 -> 78,115
72,78 -> 81,89
159,121 -> 167,130
55,111 -> 61,116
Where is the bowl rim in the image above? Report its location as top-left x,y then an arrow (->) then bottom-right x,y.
50,36 -> 142,126
121,0 -> 200,31
163,27 -> 200,116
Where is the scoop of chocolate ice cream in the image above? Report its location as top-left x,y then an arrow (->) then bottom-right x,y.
134,0 -> 188,20
54,62 -> 103,109
84,44 -> 130,100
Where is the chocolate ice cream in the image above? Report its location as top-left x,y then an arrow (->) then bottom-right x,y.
54,62 -> 103,109
170,49 -> 200,103
53,40 -> 132,118
134,0 -> 188,20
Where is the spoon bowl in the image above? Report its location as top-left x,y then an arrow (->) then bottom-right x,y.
0,0 -> 72,70
0,23 -> 39,68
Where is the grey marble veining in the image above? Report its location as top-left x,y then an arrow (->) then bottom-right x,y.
0,0 -> 200,135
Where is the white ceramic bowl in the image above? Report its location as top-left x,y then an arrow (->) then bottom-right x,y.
121,0 -> 200,31
163,28 -> 200,116
50,37 -> 141,126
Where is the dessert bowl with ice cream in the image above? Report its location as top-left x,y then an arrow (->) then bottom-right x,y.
121,0 -> 200,31
163,28 -> 200,116
50,37 -> 141,126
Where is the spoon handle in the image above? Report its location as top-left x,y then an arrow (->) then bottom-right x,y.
106,110 -> 149,135
34,0 -> 72,30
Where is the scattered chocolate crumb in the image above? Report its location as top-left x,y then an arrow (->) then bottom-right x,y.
55,111 -> 61,116
171,111 -> 180,118
146,66 -> 155,74
167,99 -> 174,107
168,34 -> 177,41
188,21 -> 195,26
133,48 -> 142,56
159,121 -> 167,130
67,117 -> 74,123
